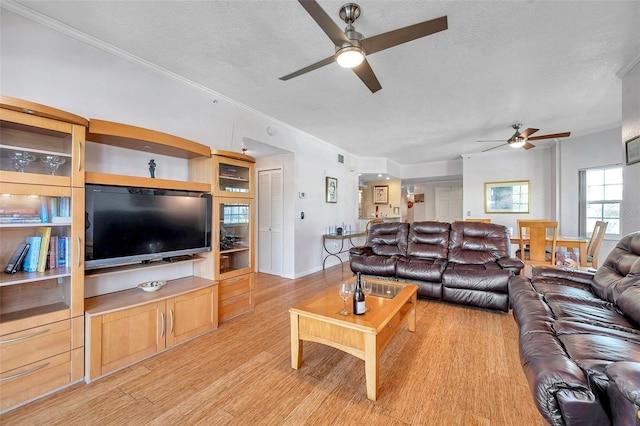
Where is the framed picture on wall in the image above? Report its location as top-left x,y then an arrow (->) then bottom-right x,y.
484,180 -> 530,213
625,135 -> 640,165
373,185 -> 388,204
326,177 -> 337,203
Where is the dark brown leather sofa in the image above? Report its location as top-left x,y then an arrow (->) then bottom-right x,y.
349,221 -> 524,312
509,231 -> 640,425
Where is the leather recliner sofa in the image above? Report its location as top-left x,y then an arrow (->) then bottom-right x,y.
509,231 -> 640,425
349,221 -> 524,312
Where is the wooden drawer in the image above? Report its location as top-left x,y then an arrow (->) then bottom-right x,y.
219,274 -> 251,301
219,292 -> 251,323
0,319 -> 71,373
0,351 -> 72,413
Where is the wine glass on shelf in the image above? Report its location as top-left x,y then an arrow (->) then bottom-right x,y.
338,281 -> 352,316
363,280 -> 372,311
40,155 -> 66,175
9,151 -> 36,172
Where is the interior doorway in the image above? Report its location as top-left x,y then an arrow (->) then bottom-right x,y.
435,186 -> 463,223
258,168 -> 283,275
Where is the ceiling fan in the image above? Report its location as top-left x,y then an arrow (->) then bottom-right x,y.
279,1 -> 448,93
478,124 -> 571,152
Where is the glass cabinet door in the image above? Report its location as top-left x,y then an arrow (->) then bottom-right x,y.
217,198 -> 253,279
214,156 -> 254,198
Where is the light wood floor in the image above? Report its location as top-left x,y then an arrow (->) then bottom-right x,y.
2,265 -> 545,425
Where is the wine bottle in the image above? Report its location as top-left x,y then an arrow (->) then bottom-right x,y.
353,273 -> 366,315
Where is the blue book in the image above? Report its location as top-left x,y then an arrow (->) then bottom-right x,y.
58,237 -> 67,268
23,236 -> 41,272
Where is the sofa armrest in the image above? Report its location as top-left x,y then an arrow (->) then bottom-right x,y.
349,246 -> 373,256
606,362 -> 640,425
532,266 -> 595,285
497,257 -> 524,273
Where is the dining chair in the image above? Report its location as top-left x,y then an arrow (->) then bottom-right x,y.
517,220 -> 558,266
515,218 -> 548,259
365,219 -> 385,236
586,220 -> 608,268
465,218 -> 491,223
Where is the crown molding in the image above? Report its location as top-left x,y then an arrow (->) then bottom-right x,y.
616,50 -> 640,79
0,0 -> 345,155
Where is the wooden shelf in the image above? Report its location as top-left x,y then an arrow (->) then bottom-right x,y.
84,276 -> 216,316
0,303 -> 70,336
85,255 -> 206,278
85,172 -> 211,192
0,268 -> 71,287
88,119 -> 211,159
1,96 -> 88,127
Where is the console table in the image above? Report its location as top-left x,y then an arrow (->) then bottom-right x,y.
322,231 -> 366,269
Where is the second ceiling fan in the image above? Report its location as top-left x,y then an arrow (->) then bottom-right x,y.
478,124 -> 571,152
279,0 -> 448,93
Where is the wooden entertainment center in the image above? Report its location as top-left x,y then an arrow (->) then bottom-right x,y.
0,96 -> 255,410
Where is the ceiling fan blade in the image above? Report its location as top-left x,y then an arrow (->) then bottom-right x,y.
522,142 -> 536,150
482,143 -> 507,153
360,16 -> 448,55
527,132 -> 571,141
298,0 -> 350,46
351,58 -> 382,93
519,128 -> 539,138
279,55 -> 335,81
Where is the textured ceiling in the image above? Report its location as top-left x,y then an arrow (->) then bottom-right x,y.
11,0 -> 640,167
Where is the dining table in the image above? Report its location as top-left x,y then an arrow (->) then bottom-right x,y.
510,235 -> 589,267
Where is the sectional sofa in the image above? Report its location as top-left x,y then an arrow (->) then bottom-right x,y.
509,231 -> 640,425
349,221 -> 524,312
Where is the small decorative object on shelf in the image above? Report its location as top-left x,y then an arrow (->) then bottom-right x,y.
148,159 -> 156,178
137,280 -> 166,292
9,151 -> 36,172
40,155 -> 66,175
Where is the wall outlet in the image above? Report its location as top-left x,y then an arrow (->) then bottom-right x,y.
299,192 -> 306,198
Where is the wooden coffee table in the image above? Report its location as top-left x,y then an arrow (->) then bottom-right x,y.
289,277 -> 418,401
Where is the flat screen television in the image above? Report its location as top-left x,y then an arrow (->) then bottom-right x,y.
85,184 -> 212,268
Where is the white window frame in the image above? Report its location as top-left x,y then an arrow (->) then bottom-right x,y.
578,165 -> 623,237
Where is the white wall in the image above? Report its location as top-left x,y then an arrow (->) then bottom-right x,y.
621,60 -> 640,236
462,147 -> 553,232
1,10 -> 357,279
558,127 -> 623,256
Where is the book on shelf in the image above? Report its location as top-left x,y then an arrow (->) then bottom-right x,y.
58,236 -> 69,268
48,235 -> 59,270
36,226 -> 51,272
23,236 -> 41,272
4,242 -> 30,274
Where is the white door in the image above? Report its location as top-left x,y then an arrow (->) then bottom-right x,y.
258,169 -> 283,275
435,186 -> 463,223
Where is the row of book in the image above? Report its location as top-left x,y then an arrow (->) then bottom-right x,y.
0,196 -> 71,224
17,227 -> 70,273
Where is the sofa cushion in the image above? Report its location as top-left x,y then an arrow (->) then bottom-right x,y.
367,222 -> 409,257
447,221 -> 510,264
396,257 -> 447,282
591,232 -> 640,302
617,284 -> 640,326
405,221 -> 450,259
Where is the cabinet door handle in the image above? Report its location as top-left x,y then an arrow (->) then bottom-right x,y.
77,140 -> 82,172
1,362 -> 50,382
77,237 -> 81,268
169,309 -> 174,335
160,312 -> 165,338
0,328 -> 50,345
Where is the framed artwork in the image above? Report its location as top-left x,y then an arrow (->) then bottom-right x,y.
484,180 -> 530,213
373,185 -> 388,204
625,135 -> 640,165
325,177 -> 337,203
414,193 -> 425,203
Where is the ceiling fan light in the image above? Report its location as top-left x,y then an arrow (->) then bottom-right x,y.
336,46 -> 365,68
510,138 -> 526,148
